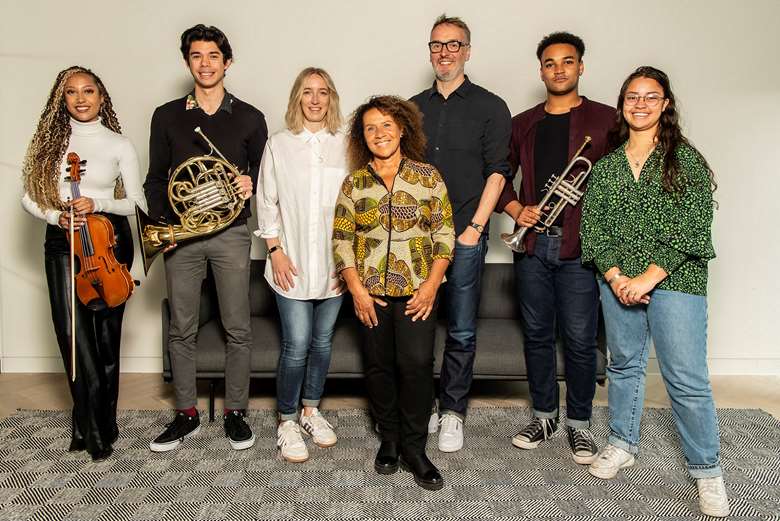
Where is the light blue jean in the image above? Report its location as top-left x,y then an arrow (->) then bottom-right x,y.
598,279 -> 722,478
275,293 -> 344,421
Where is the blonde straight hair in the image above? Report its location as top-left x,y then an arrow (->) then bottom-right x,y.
285,67 -> 342,134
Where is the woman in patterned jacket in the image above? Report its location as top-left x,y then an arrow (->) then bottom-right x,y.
580,66 -> 729,517
333,96 -> 454,490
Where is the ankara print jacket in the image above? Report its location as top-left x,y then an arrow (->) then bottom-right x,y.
332,159 -> 455,297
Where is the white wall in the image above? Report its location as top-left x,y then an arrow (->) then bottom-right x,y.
1,0 -> 778,374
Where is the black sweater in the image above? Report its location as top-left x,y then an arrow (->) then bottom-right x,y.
144,93 -> 268,226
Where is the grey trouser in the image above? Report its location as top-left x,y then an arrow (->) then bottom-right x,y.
164,226 -> 252,410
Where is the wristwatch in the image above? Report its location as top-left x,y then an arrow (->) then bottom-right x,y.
469,221 -> 485,233
267,245 -> 282,255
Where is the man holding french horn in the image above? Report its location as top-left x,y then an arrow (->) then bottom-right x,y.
495,32 -> 613,464
143,24 -> 268,452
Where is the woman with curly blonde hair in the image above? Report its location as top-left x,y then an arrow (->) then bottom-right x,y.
22,66 -> 146,461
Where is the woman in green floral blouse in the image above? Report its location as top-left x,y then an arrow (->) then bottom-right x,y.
580,67 -> 729,517
333,96 -> 454,490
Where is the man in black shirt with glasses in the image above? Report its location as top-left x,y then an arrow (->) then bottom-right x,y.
411,14 -> 512,455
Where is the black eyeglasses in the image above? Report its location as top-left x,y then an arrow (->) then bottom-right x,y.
428,40 -> 469,53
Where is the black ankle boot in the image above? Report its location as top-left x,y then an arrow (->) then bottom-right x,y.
374,440 -> 400,474
400,452 -> 443,490
68,439 -> 86,452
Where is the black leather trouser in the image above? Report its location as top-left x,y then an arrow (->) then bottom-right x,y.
43,214 -> 133,457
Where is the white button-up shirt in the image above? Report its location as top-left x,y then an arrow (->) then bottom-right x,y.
255,127 -> 348,300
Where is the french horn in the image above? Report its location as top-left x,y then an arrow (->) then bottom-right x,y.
135,127 -> 244,274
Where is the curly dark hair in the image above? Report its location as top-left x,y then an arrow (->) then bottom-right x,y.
180,24 -> 233,62
346,96 -> 427,172
536,31 -> 585,61
608,66 -> 716,194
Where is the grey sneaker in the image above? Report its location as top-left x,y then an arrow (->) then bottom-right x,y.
299,408 -> 337,448
277,420 -> 309,463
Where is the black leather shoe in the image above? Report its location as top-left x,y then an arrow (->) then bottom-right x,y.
68,439 -> 86,452
400,453 -> 444,490
374,441 -> 400,474
90,446 -> 112,462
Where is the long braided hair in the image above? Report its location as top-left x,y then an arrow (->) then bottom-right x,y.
22,66 -> 124,211
607,66 -> 716,194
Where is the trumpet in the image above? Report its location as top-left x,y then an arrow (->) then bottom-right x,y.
135,127 -> 244,273
501,136 -> 592,253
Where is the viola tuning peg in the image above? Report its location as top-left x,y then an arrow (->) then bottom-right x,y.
65,166 -> 71,172
79,160 -> 87,165
64,176 -> 72,182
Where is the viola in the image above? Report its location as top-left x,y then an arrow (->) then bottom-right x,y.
65,152 -> 135,310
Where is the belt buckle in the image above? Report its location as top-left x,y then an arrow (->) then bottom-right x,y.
544,226 -> 563,238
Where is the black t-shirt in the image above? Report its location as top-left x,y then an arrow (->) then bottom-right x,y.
533,112 -> 571,226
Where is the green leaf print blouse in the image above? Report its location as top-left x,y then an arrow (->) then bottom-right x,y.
580,142 -> 715,296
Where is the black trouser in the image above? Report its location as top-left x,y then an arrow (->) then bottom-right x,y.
363,296 -> 436,456
43,214 -> 133,456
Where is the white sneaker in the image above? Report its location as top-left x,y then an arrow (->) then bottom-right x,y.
299,408 -> 337,448
438,414 -> 464,452
697,476 -> 730,517
428,412 -> 440,434
277,420 -> 309,463
428,400 -> 439,434
588,444 -> 635,479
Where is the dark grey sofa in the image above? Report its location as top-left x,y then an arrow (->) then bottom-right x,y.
161,260 -> 607,421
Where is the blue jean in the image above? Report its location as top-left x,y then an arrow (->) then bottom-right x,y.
275,293 -> 344,421
598,279 -> 722,478
514,234 -> 599,427
439,235 -> 488,418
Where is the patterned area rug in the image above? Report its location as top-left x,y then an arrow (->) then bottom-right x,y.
0,407 -> 779,520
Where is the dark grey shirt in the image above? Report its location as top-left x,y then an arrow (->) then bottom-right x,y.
410,77 -> 512,235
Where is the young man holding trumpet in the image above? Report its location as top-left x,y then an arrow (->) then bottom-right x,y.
495,32 -> 613,463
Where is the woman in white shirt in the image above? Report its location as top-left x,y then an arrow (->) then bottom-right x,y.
21,66 -> 146,461
256,68 -> 347,462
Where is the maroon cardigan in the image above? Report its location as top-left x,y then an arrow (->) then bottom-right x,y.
496,97 -> 615,259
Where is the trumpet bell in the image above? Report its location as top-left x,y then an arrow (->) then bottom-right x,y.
500,231 -> 527,254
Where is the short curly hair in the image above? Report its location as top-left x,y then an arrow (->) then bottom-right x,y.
536,31 -> 585,61
346,96 -> 427,172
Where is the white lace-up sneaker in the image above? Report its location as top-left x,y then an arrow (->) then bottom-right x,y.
299,408 -> 337,448
438,414 -> 464,452
277,420 -> 309,463
696,476 -> 730,517
588,444 -> 635,479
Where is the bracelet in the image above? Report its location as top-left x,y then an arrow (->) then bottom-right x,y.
605,271 -> 625,285
267,245 -> 282,255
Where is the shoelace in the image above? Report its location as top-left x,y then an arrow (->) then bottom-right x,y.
697,478 -> 726,500
439,415 -> 462,433
520,418 -> 553,440
571,428 -> 595,452
305,412 -> 334,433
597,444 -> 625,463
277,422 -> 303,448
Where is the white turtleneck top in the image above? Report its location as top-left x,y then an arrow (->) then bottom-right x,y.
22,117 -> 147,225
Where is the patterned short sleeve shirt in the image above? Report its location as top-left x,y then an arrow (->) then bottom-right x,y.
580,142 -> 715,296
332,159 -> 455,297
